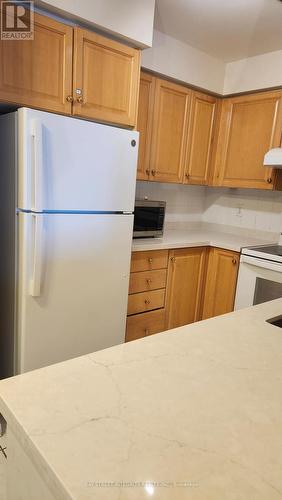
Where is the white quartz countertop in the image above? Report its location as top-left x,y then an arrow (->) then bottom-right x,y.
1,300 -> 282,499
132,223 -> 276,253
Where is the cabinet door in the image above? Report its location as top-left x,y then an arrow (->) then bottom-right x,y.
202,248 -> 239,320
150,79 -> 191,183
0,13 -> 73,114
136,72 -> 155,180
166,247 -> 207,329
214,91 -> 282,189
184,92 -> 217,185
73,28 -> 140,126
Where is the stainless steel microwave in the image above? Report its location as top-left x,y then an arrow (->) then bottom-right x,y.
133,200 -> 166,238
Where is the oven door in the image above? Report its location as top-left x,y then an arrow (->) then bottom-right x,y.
234,255 -> 282,310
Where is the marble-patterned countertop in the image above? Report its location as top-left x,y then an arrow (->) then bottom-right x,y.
1,299 -> 282,499
132,222 -> 277,252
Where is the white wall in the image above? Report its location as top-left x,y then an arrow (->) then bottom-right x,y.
203,188 -> 282,234
142,30 -> 226,94
224,49 -> 282,95
136,181 -> 282,234
136,182 -> 206,223
39,0 -> 155,47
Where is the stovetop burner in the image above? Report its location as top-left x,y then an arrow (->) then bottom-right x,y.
246,245 -> 282,257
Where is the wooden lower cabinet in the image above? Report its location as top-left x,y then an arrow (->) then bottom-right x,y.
166,247 -> 207,329
202,247 -> 239,319
126,309 -> 166,342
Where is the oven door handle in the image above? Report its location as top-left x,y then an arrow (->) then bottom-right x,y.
241,255 -> 282,273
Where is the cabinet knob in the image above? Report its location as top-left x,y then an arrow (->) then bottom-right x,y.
66,95 -> 73,103
267,178 -> 272,184
170,257 -> 176,263
146,278 -> 152,284
148,258 -> 153,264
145,169 -> 150,176
185,173 -> 189,179
77,96 -> 84,104
144,328 -> 149,336
232,258 -> 237,265
151,169 -> 156,176
144,299 -> 150,305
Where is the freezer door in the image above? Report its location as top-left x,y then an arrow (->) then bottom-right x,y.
17,108 -> 138,212
16,212 -> 133,374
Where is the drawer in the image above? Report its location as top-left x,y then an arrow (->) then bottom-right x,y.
126,309 -> 166,342
130,250 -> 169,273
129,269 -> 167,294
127,288 -> 165,315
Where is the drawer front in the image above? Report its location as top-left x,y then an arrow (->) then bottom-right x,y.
126,309 -> 166,342
127,289 -> 165,315
130,250 -> 169,273
129,269 -> 167,294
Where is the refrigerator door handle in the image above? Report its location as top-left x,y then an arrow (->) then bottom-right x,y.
30,214 -> 44,297
31,120 -> 44,212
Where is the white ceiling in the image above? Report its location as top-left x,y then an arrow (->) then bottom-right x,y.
154,0 -> 282,62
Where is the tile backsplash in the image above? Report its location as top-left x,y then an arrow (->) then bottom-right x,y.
136,181 -> 282,234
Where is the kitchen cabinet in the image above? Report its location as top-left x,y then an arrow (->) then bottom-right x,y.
213,91 -> 282,190
149,78 -> 191,183
126,250 -> 169,342
166,247 -> 207,329
136,72 -> 155,180
0,12 -> 73,114
184,91 -> 218,185
202,247 -> 239,319
73,28 -> 140,126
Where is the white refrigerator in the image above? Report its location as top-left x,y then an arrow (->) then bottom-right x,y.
0,108 -> 138,377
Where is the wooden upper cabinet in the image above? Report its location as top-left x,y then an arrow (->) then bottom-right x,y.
0,12 -> 73,114
150,79 -> 191,183
136,72 -> 155,180
202,248 -> 239,320
73,28 -> 140,126
184,92 -> 218,185
166,247 -> 207,329
214,91 -> 282,189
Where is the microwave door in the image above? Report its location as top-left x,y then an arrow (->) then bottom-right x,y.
133,205 -> 165,238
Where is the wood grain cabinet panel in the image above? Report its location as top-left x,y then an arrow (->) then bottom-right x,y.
214,91 -> 282,189
150,79 -> 191,183
130,250 -> 169,273
125,309 -> 166,342
0,13 -> 73,114
136,72 -> 155,180
184,92 -> 218,185
127,289 -> 165,316
166,247 -> 207,329
129,269 -> 167,294
202,248 -> 239,319
73,28 -> 140,126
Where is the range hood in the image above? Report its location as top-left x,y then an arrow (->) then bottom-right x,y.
264,148 -> 282,168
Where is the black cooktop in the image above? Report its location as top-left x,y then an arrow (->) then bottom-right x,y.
247,245 -> 282,256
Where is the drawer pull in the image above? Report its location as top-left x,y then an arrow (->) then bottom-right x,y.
146,278 -> 152,284
148,258 -> 153,264
144,299 -> 151,305
145,328 -> 149,336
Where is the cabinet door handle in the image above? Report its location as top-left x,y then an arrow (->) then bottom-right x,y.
66,95 -> 73,103
77,96 -> 84,104
151,169 -> 156,176
267,177 -> 272,184
144,299 -> 151,305
145,169 -> 150,175
232,258 -> 237,265
170,257 -> 176,263
185,173 -> 189,179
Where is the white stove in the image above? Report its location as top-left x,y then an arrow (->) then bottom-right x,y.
235,244 -> 282,310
